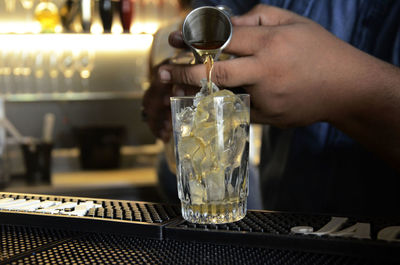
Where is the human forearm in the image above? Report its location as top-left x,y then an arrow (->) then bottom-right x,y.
328,53 -> 400,170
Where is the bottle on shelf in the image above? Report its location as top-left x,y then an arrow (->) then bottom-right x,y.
120,0 -> 134,33
34,0 -> 61,33
99,0 -> 113,33
60,0 -> 80,33
80,0 -> 93,32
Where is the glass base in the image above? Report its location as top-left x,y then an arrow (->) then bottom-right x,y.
181,199 -> 247,224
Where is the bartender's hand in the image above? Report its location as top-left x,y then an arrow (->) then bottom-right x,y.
142,61 -> 173,142
159,4 -> 394,126
160,4 -> 370,127
159,4 -> 400,168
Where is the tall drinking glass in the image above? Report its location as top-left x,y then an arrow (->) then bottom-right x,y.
171,93 -> 250,224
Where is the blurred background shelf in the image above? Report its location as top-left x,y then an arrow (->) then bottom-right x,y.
3,142 -> 163,201
0,0 -> 184,202
3,168 -> 160,201
0,34 -> 153,100
2,90 -> 145,102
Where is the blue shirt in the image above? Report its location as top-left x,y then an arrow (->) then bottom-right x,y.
193,0 -> 400,216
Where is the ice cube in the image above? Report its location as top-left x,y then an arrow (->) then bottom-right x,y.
178,136 -> 206,177
232,111 -> 249,129
233,126 -> 248,166
179,157 -> 195,179
232,97 -> 250,126
213,90 -> 249,126
213,89 -> 235,98
177,107 -> 195,136
193,121 -> 216,145
178,136 -> 199,159
194,103 -> 209,124
195,94 -> 215,123
206,167 -> 226,201
221,125 -> 248,168
189,179 -> 206,204
178,106 -> 195,124
194,87 -> 232,122
194,78 -> 220,106
200,144 -> 217,171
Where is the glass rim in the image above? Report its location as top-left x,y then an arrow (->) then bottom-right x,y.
170,93 -> 249,101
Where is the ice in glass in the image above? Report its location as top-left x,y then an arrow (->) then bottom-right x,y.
171,81 -> 250,224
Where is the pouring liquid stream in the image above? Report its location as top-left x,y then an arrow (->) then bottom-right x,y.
190,41 -> 225,94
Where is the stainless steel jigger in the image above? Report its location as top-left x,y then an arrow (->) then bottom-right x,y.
182,6 -> 233,63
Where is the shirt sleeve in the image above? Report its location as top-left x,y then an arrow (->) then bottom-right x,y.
191,0 -> 259,15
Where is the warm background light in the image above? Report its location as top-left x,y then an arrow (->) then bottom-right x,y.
0,22 -> 41,34
131,21 -> 160,35
0,34 -> 153,52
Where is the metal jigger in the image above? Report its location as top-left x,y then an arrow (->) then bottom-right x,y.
182,6 -> 233,63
